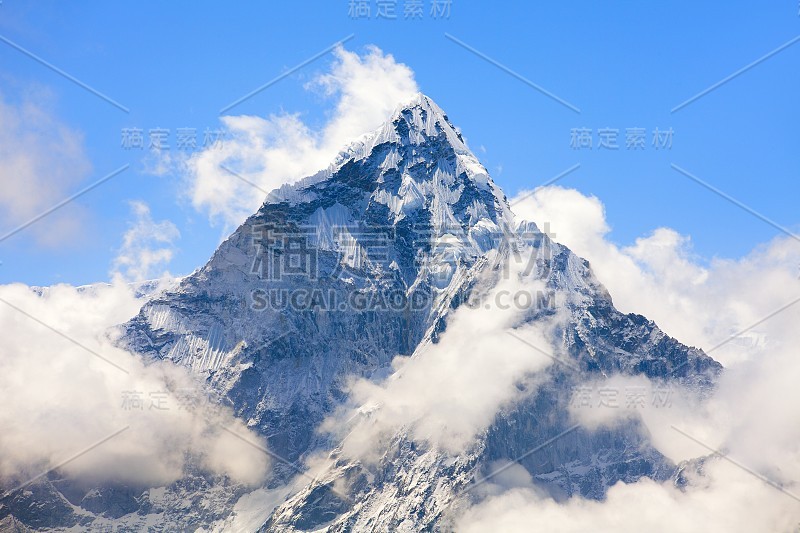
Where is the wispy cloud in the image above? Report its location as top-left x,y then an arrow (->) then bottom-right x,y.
111,201 -> 180,283
322,263 -> 561,462
0,88 -> 93,247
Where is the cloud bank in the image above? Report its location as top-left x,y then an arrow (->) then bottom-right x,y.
0,281 -> 269,490
457,459 -> 797,533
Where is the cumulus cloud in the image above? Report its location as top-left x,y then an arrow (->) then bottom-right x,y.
185,45 -> 419,231
0,281 -> 269,490
323,259 -> 561,462
511,185 -> 800,367
451,186 -> 800,531
0,88 -> 92,246
111,201 -> 180,283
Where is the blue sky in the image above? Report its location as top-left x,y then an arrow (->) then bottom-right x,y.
0,1 -> 798,286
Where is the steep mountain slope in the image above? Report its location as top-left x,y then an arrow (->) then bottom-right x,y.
0,94 -> 721,532
261,217 -> 718,531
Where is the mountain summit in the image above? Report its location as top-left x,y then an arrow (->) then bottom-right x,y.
1,95 -> 721,531
266,92 -> 514,239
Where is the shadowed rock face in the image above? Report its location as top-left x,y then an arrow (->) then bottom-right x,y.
0,94 -> 720,531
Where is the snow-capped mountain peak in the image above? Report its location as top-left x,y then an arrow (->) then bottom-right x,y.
3,94 -> 721,532
266,94 -> 513,228
386,92 -> 466,149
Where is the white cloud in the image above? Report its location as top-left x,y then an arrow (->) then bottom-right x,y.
456,460 -> 798,533
322,260 -> 561,462
0,88 -> 92,246
0,281 -> 269,489
310,44 -> 418,147
185,45 -> 419,231
111,201 -> 180,283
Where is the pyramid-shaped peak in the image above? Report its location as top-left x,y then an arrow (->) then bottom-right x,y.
391,93 -> 455,128
372,92 -> 467,153
393,92 -> 448,117
266,92 -> 512,226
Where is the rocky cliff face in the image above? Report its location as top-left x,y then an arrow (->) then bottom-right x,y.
0,94 -> 720,532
